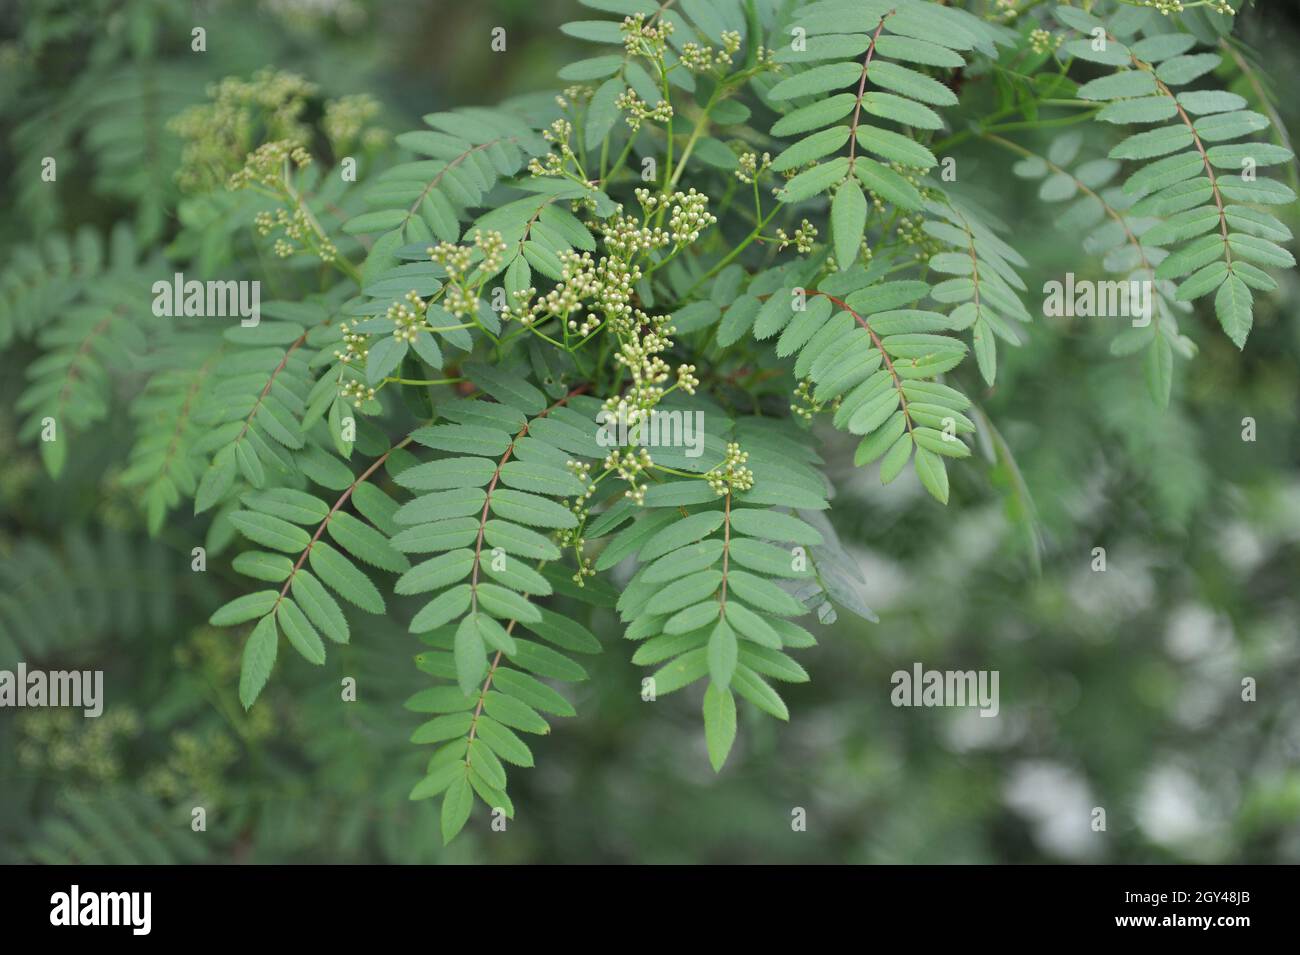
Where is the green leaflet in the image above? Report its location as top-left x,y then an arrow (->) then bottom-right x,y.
771,126 -> 851,173
1214,274 -> 1253,349
831,179 -> 868,267
492,669 -> 575,718
241,488 -> 328,525
1098,96 -> 1179,125
913,446 -> 950,504
726,569 -> 806,616
1129,33 -> 1197,62
771,93 -> 858,137
464,362 -> 546,415
395,456 -> 498,491
703,682 -> 737,771
729,508 -> 824,546
365,336 -> 406,386
411,712 -> 475,746
397,488 -> 488,524
872,35 -> 964,68
509,639 -> 587,681
854,126 -> 938,169
707,618 -> 738,688
855,157 -> 923,209
453,615 -> 488,694
1061,38 -> 1131,67
638,511 -> 725,561
482,691 -> 549,734
413,423 -> 513,457
474,716 -> 534,767
210,590 -> 279,626
489,488 -> 578,528
395,549 -> 476,596
232,551 -> 294,583
867,61 -> 958,107
484,520 -> 562,561
392,518 -> 481,554
642,539 -> 727,584
862,91 -> 943,129
1078,70 -> 1158,102
778,157 -> 850,203
291,571 -> 349,644
277,598 -> 325,665
1110,126 -> 1195,160
753,290 -> 801,340
327,510 -> 409,572
650,647 -> 710,696
229,510 -> 311,553
1156,53 -> 1221,86
731,664 -> 789,721
440,776 -> 473,844
768,62 -> 863,101
309,541 -> 385,614
238,614 -> 278,709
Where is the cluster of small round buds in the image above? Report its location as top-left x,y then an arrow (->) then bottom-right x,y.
386,290 -> 426,342
528,153 -> 566,177
569,553 -> 597,586
542,119 -> 576,160
568,312 -> 603,336
735,151 -> 771,185
523,249 -> 647,333
894,214 -> 941,261
227,139 -> 312,191
676,364 -> 699,395
605,447 -> 654,504
615,90 -> 642,131
790,379 -> 821,421
542,118 -> 571,142
650,101 -> 675,125
600,210 -> 673,256
502,286 -> 539,325
566,459 -> 599,498
681,41 -> 734,73
615,88 -> 673,130
339,379 -> 376,401
333,321 -> 370,365
706,442 -> 754,495
620,13 -> 674,59
555,86 -> 593,110
776,219 -> 818,255
667,189 -> 717,243
428,241 -> 473,278
443,284 -> 478,319
474,230 -> 508,274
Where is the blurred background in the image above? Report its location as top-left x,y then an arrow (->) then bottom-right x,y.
0,0 -> 1298,863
